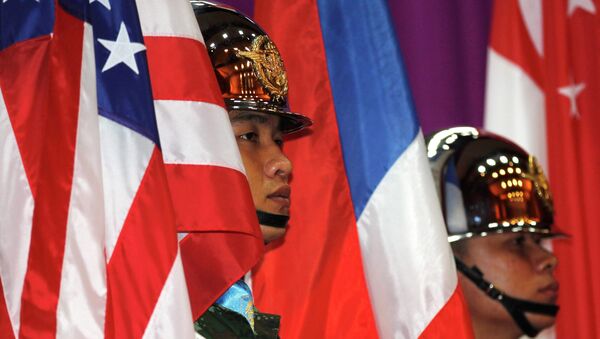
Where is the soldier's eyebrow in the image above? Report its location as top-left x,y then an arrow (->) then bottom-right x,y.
230,112 -> 271,125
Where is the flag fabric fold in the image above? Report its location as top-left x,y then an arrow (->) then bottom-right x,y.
139,0 -> 263,321
0,0 -> 261,337
252,0 -> 473,338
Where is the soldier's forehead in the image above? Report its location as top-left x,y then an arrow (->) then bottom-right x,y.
229,111 -> 280,125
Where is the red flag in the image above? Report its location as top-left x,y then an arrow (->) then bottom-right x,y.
251,0 -> 473,338
485,0 -> 600,337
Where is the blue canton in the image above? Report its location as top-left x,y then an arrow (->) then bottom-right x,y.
60,0 -> 159,146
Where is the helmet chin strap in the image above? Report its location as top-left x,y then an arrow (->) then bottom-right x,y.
256,210 -> 289,228
455,258 -> 558,337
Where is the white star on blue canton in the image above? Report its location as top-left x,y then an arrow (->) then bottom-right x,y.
90,0 -> 110,10
97,22 -> 146,75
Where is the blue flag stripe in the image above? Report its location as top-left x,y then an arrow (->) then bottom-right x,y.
316,0 -> 420,217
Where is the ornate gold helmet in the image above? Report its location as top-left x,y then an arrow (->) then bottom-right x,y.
426,127 -> 565,242
192,1 -> 312,134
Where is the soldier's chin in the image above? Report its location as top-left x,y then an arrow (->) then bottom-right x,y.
526,312 -> 556,333
260,225 -> 287,244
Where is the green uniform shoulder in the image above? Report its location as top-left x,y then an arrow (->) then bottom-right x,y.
194,304 -> 280,339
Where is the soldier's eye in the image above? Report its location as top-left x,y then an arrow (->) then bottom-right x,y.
513,235 -> 526,247
239,132 -> 258,142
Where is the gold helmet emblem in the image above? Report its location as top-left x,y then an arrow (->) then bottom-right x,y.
193,2 -> 312,134
237,35 -> 288,103
525,155 -> 554,214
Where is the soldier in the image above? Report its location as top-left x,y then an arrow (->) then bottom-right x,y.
427,127 -> 563,339
191,2 -> 312,338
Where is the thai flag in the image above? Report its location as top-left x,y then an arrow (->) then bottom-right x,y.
247,0 -> 474,337
0,0 -> 260,337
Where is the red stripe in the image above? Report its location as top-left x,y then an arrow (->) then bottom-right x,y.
145,36 -> 224,106
180,232 -> 263,319
489,0 -> 544,87
419,285 -> 474,339
0,280 -> 15,339
104,149 -> 178,339
251,1 -> 378,337
18,8 -> 84,339
165,164 -> 263,319
0,36 -> 53,199
0,25 -> 50,339
165,164 -> 259,234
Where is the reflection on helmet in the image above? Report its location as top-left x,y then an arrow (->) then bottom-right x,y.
192,1 -> 312,134
426,127 -> 564,242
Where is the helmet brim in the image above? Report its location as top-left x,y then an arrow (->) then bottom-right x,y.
227,99 -> 312,135
448,226 -> 569,243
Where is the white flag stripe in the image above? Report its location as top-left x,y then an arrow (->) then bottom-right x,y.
357,132 -> 457,339
518,0 -> 544,56
142,250 -> 195,339
100,115 -> 154,261
484,49 -> 548,171
155,100 -> 245,173
0,84 -> 33,339
136,0 -> 204,43
56,24 -> 107,338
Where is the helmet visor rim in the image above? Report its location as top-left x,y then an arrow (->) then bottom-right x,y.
448,226 -> 568,243
227,100 -> 312,134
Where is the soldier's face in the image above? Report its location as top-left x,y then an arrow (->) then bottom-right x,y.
456,233 -> 558,337
230,111 -> 292,243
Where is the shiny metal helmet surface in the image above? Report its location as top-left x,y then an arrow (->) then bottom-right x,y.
426,127 -> 564,242
191,1 -> 312,134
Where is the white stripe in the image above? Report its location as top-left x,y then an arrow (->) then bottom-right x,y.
518,0 -> 543,56
357,132 -> 457,339
136,0 -> 203,42
142,250 -> 196,339
243,271 -> 252,292
56,23 -> 107,338
155,100 -> 245,173
0,79 -> 34,339
484,48 -> 548,171
100,116 -> 154,261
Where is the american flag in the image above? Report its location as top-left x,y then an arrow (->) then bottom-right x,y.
0,0 -> 261,338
